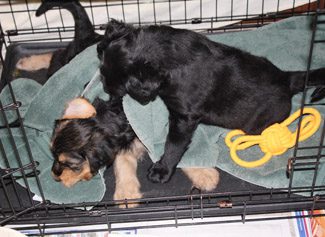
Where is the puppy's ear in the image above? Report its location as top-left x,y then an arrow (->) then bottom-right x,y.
104,19 -> 134,41
62,97 -> 97,119
97,19 -> 134,58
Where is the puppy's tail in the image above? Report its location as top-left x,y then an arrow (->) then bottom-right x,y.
288,68 -> 325,102
36,0 -> 101,41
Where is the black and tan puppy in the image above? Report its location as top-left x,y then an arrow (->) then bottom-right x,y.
51,97 -> 219,207
97,19 -> 325,184
16,0 -> 102,78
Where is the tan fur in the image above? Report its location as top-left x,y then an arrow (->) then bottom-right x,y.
58,153 -> 68,163
16,53 -> 53,71
181,167 -> 219,192
54,158 -> 93,188
50,98 -> 96,147
113,139 -> 146,208
62,97 -> 96,119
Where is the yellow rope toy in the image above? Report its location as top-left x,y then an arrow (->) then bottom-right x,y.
225,108 -> 322,168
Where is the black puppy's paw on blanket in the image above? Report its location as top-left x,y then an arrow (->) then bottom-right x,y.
148,162 -> 174,183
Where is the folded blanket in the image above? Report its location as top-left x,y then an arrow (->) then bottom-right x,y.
0,50 -> 107,204
0,16 -> 324,204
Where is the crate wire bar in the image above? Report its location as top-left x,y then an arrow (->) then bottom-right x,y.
0,0 -> 325,236
0,0 -> 324,45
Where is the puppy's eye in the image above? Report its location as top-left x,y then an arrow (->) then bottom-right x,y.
59,162 -> 82,172
71,166 -> 82,172
58,162 -> 69,168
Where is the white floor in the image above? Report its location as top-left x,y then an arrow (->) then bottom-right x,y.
4,211 -> 313,237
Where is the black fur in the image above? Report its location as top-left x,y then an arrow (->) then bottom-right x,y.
36,0 -> 103,78
97,20 -> 325,183
51,98 -> 136,178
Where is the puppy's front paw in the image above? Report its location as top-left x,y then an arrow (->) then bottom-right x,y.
182,168 -> 219,192
148,162 -> 173,183
113,182 -> 142,208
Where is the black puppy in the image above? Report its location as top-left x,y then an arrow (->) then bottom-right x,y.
97,19 -> 325,183
16,0 -> 102,78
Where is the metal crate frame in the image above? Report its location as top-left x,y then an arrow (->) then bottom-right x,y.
0,0 -> 325,236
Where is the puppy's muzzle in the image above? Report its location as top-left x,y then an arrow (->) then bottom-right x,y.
51,172 -> 61,182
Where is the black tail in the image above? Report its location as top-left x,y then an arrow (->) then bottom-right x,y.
36,0 -> 101,42
36,0 -> 103,77
288,68 -> 325,102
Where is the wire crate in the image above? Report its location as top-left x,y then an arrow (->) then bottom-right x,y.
1,0 -> 325,236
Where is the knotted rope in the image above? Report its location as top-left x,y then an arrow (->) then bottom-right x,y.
225,108 -> 321,168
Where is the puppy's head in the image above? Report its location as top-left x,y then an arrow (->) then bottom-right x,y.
97,20 -> 163,104
50,98 -> 115,187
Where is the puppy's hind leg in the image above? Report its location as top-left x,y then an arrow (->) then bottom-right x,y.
113,139 -> 145,208
16,53 -> 53,71
182,168 -> 219,192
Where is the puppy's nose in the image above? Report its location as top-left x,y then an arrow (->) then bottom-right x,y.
51,172 -> 61,182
